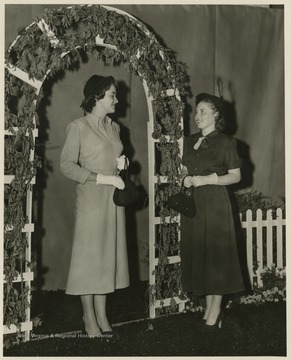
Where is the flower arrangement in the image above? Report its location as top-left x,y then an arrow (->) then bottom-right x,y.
183,264 -> 286,315
182,297 -> 205,315
240,265 -> 286,305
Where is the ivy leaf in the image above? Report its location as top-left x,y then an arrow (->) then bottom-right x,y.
17,27 -> 26,35
146,323 -> 154,331
32,314 -> 43,328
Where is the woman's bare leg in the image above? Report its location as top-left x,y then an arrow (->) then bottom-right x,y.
81,295 -> 102,336
205,295 -> 223,326
203,295 -> 213,320
94,294 -> 112,332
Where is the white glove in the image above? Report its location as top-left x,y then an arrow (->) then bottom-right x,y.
116,155 -> 129,171
183,176 -> 193,188
96,174 -> 125,189
191,173 -> 218,188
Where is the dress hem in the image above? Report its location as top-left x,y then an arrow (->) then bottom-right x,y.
65,283 -> 130,296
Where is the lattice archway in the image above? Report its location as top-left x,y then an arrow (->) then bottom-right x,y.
4,4 -> 187,341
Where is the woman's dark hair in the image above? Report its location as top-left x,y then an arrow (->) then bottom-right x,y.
80,75 -> 116,113
196,93 -> 225,131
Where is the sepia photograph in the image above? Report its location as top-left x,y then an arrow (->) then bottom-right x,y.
2,1 -> 286,357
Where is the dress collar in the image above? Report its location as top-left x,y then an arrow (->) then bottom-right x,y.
200,129 -> 219,138
86,113 -> 112,128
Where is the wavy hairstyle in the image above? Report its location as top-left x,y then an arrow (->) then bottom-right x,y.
80,75 -> 116,113
196,93 -> 225,131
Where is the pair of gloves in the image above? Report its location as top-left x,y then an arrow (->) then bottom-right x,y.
183,173 -> 218,188
96,155 -> 129,190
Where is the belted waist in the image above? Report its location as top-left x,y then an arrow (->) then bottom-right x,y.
93,169 -> 119,175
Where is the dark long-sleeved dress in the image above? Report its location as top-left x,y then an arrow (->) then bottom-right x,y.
181,129 -> 245,295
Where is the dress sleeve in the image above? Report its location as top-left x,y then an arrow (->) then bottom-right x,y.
60,121 -> 91,184
225,138 -> 242,170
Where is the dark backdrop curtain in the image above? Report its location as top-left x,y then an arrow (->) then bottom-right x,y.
215,5 -> 284,198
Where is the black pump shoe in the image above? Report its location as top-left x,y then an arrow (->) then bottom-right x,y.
204,310 -> 224,331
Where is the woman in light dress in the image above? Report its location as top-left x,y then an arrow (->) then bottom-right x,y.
60,75 -> 129,337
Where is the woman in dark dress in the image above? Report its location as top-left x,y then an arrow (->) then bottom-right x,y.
181,93 -> 245,329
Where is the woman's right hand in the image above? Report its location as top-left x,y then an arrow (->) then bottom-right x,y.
96,174 -> 125,189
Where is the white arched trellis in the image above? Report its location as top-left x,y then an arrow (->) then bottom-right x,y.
4,4 -> 185,341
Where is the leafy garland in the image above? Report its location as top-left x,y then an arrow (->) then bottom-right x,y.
4,4 -> 189,331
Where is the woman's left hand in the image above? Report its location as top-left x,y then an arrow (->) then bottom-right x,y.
191,173 -> 218,187
191,176 -> 205,187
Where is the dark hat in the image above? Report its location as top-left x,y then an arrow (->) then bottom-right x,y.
195,93 -> 223,111
83,75 -> 114,98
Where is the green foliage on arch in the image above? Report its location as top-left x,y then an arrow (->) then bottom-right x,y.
4,4 -> 189,330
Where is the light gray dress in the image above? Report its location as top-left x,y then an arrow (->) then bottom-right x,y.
60,113 -> 129,295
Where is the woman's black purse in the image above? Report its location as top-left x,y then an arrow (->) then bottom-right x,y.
113,169 -> 139,207
167,185 -> 196,218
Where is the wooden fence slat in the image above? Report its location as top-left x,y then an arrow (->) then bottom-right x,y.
25,185 -> 33,341
256,209 -> 263,286
266,210 -> 273,267
153,255 -> 180,266
5,64 -> 42,89
245,209 -> 254,287
147,121 -> 156,319
3,271 -> 33,284
154,216 -> 180,225
154,175 -> 168,184
276,208 -> 283,268
3,321 -> 33,335
153,296 -> 186,309
4,128 -> 38,137
5,223 -> 34,233
4,175 -> 36,185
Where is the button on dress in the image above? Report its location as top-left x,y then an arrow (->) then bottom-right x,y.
181,129 -> 245,295
60,114 -> 129,295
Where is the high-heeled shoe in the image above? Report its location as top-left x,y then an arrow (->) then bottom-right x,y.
194,312 -> 206,322
81,318 -> 103,339
204,310 -> 224,331
81,328 -> 104,339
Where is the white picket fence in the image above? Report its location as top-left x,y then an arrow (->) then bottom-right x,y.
240,208 -> 285,287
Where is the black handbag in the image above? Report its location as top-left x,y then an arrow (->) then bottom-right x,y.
167,186 -> 196,218
113,170 -> 139,206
